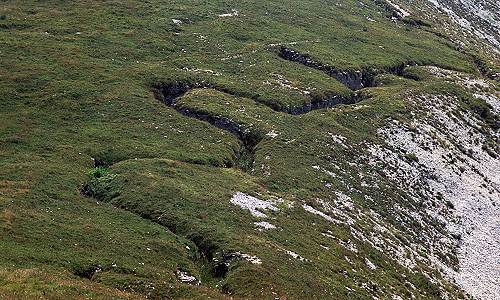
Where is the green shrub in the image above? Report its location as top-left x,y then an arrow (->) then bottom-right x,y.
88,166 -> 108,179
83,167 -> 118,200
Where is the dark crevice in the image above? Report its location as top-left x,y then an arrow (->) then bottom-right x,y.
291,92 -> 365,114
153,80 -> 366,115
278,46 -> 374,89
470,54 -> 499,80
92,158 -> 111,168
153,83 -> 261,172
277,46 -> 418,90
72,264 -> 102,280
80,176 -> 234,285
134,212 -> 247,283
153,82 -> 368,171
152,81 -> 212,106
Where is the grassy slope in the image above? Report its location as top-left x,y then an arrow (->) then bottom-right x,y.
0,0 -> 497,299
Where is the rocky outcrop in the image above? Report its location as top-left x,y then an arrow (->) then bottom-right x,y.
155,80 -> 365,116
285,93 -> 363,114
363,68 -> 500,300
278,47 -> 374,90
426,0 -> 500,50
154,83 -> 261,170
278,46 -> 418,90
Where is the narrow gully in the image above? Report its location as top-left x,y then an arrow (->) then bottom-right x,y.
277,46 -> 417,90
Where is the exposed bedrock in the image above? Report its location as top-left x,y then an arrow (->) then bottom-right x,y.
154,82 -> 260,146
152,79 -> 368,169
288,92 -> 362,114
154,83 -> 262,171
154,80 -> 366,116
278,46 -> 416,90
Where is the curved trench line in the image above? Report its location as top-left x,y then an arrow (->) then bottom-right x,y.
80,164 -> 245,287
151,43 -> 425,169
152,45 -> 428,169
278,46 -> 418,90
153,81 -> 365,115
153,82 -> 264,171
153,81 -> 369,170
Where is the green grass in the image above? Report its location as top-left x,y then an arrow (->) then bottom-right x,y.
1,0 -> 497,298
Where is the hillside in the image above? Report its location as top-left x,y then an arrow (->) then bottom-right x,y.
0,0 -> 498,299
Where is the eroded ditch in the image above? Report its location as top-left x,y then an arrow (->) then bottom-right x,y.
152,81 -> 368,172
80,159 -> 238,290
153,82 -> 262,171
79,49 -> 412,291
278,46 -> 417,90
154,80 -> 365,115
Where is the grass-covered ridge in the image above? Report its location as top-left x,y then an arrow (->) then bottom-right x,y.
1,0 -> 498,299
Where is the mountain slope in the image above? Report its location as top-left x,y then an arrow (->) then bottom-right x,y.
0,0 -> 498,299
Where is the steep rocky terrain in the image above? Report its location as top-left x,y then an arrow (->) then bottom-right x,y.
425,0 -> 499,50
392,0 -> 500,61
0,0 -> 498,299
